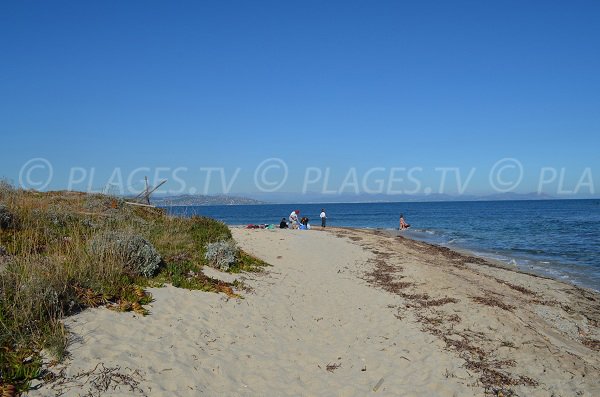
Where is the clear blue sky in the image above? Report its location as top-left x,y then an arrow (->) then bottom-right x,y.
1,1 -> 599,198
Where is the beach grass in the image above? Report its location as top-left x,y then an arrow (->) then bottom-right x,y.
0,183 -> 265,393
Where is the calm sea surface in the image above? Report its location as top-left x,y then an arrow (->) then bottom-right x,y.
164,200 -> 600,292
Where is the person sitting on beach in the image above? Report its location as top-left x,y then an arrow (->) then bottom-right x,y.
399,214 -> 410,230
301,217 -> 311,230
279,218 -> 288,229
297,217 -> 310,230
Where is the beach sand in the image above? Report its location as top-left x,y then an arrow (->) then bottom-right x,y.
32,227 -> 600,396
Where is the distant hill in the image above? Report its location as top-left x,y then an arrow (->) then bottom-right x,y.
477,192 -> 554,201
150,191 -> 556,205
241,191 -> 555,204
152,194 -> 264,206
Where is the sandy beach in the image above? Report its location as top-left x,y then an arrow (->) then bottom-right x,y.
32,227 -> 600,396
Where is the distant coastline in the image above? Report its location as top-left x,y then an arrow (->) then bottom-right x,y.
153,191 -> 600,206
152,194 -> 264,206
243,191 -> 558,204
149,192 -> 600,207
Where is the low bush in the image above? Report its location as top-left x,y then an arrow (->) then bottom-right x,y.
0,204 -> 16,230
88,231 -> 163,277
204,240 -> 238,271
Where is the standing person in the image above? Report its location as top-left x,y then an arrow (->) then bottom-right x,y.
289,210 -> 300,229
320,208 -> 327,228
399,213 -> 410,230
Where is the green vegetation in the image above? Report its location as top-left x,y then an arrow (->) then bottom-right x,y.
0,183 -> 267,393
231,250 -> 269,273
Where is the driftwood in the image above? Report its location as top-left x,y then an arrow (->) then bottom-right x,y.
124,201 -> 156,208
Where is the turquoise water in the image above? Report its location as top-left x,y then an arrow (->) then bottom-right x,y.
164,200 -> 600,291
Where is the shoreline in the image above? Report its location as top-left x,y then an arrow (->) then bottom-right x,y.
377,227 -> 600,294
327,225 -> 600,300
166,199 -> 599,293
323,227 -> 600,393
234,223 -> 600,294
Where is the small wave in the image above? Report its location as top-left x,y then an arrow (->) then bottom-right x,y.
447,237 -> 469,245
404,228 -> 437,236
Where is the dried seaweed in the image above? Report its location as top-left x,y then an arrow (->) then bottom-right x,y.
478,367 -> 538,390
581,338 -> 600,351
447,314 -> 461,323
530,298 -> 559,307
325,362 -> 341,373
363,259 -> 411,294
359,239 -> 538,393
493,277 -> 537,296
403,296 -> 459,309
339,229 -> 546,393
471,296 -> 515,312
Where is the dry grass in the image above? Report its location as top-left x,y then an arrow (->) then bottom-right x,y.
0,185 -> 266,393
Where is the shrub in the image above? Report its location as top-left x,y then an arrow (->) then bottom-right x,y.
44,206 -> 78,228
88,231 -> 162,277
204,240 -> 238,271
0,256 -> 72,348
0,204 -> 16,230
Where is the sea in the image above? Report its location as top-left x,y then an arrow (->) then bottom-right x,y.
164,200 -> 600,292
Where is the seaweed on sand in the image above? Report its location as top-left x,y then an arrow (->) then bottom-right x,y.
471,296 -> 515,312
351,231 -> 540,394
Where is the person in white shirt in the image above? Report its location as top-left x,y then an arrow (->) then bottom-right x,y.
320,208 -> 326,228
289,210 -> 300,229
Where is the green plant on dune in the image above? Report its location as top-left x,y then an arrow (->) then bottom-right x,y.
0,185 -> 268,393
88,231 -> 163,278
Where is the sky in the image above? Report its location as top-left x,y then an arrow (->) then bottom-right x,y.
1,0 -> 599,199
